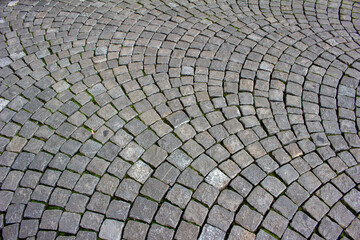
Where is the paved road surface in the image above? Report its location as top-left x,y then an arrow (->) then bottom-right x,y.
0,0 -> 359,239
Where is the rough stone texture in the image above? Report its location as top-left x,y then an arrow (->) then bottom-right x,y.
80,211 -> 103,231
166,184 -> 192,209
272,195 -> 297,220
193,182 -> 219,207
106,200 -> 131,221
175,221 -> 200,240
155,202 -> 182,228
318,217 -> 342,240
303,196 -> 330,221
261,210 -> 289,237
99,219 -> 124,240
217,189 -> 243,212
235,205 -> 263,232
127,160 -> 153,184
315,183 -> 343,207
58,212 -> 81,234
290,212 -> 318,238
207,205 -> 234,231
328,202 -> 355,228
346,218 -> 360,240
129,197 -> 158,224
343,188 -> 360,212
122,221 -> 149,240
198,224 -> 226,240
205,168 -> 231,190
228,225 -> 255,240
147,224 -> 175,240
246,186 -> 274,214
1,0 -> 359,238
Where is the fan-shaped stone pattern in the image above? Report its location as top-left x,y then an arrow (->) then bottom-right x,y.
0,0 -> 359,239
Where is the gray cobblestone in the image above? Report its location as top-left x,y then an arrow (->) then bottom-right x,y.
122,221 -> 148,240
291,211 -> 317,238
235,205 -> 263,232
99,219 -> 124,240
198,224 -> 226,240
175,221 -> 200,240
155,202 -> 182,228
329,202 -> 355,228
1,1 -> 359,238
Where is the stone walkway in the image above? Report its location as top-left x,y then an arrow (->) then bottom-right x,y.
0,0 -> 359,239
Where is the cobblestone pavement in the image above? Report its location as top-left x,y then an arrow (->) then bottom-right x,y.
0,0 -> 359,239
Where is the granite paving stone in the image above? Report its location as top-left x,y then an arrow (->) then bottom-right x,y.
155,202 -> 182,228
58,212 -> 81,234
228,225 -> 255,240
207,205 -> 234,231
115,178 -> 141,202
122,220 -> 149,240
39,210 -> 62,230
129,196 -> 158,224
303,196 -> 330,221
80,211 -> 104,231
315,183 -> 343,207
147,224 -> 175,240
86,192 -> 110,214
99,219 -> 124,240
328,202 -> 355,228
345,218 -> 360,240
246,186 -> 274,214
106,200 -> 130,221
127,160 -> 153,184
241,164 -> 266,185
96,173 -> 119,196
261,210 -> 289,237
1,0 -> 360,238
318,217 -> 342,240
177,167 -> 203,190
198,224 -> 226,240
183,200 -> 209,226
140,177 -> 169,202
235,205 -> 263,232
343,188 -> 360,212
166,183 -> 192,209
217,189 -> 243,212
175,221 -> 200,240
65,193 -> 89,214
281,229 -> 306,240
193,182 -> 220,207
291,211 -> 318,238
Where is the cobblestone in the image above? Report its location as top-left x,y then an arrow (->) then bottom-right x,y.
1,0 -> 359,238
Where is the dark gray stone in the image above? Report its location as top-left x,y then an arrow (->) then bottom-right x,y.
290,212 -> 317,238
155,202 -> 182,228
235,205 -> 263,232
207,205 -> 234,231
129,197 -> 158,223
80,211 -> 104,231
58,212 -> 81,234
122,220 -> 149,240
87,192 -> 110,214
175,221 -> 200,240
140,177 -> 168,202
19,219 -> 39,238
166,184 -> 192,209
318,217 -> 342,240
246,186 -> 273,214
261,210 -> 289,237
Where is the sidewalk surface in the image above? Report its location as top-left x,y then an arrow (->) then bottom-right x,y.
0,0 -> 360,239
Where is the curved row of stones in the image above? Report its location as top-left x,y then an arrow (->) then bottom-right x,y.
0,0 -> 359,239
